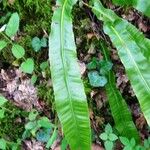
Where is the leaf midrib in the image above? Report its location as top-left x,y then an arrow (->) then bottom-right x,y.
110,26 -> 150,95
60,0 -> 80,144
108,72 -> 135,136
101,42 -> 137,137
93,5 -> 150,93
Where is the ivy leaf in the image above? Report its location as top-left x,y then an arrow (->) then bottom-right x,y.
12,44 -> 25,59
88,71 -> 107,87
0,40 -> 7,51
36,128 -> 51,142
40,61 -> 48,71
0,96 -> 8,106
87,57 -> 97,70
41,37 -> 47,47
20,58 -> 34,74
99,60 -> 113,75
5,12 -> 19,38
32,37 -> 41,52
37,117 -> 52,128
0,138 -> 7,150
0,109 -> 5,119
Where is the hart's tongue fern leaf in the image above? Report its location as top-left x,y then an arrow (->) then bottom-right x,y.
100,42 -> 140,142
91,0 -> 150,127
112,0 -> 150,17
49,0 -> 91,149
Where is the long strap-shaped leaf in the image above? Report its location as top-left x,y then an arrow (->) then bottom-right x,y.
91,0 -> 150,126
49,0 -> 91,149
112,0 -> 150,17
100,42 -> 140,141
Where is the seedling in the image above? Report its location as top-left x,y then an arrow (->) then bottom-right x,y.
100,124 -> 118,150
0,12 -> 34,74
22,110 -> 57,149
87,57 -> 113,87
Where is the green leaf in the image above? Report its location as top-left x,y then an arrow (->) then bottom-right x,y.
106,72 -> 139,140
0,109 -> 5,119
105,124 -> 113,134
22,130 -> 31,139
112,0 -> 136,6
104,141 -> 113,150
0,96 -> 8,106
20,58 -> 34,74
91,0 -> 150,129
99,42 -> 140,141
87,57 -> 97,70
112,0 -> 150,17
120,137 -> 130,146
32,37 -> 41,52
46,128 -> 57,149
0,138 -> 7,150
88,71 -> 107,87
11,44 -> 25,59
37,117 -> 52,128
36,128 -> 51,142
5,12 -> 19,37
130,138 -> 136,147
31,74 -> 37,85
28,109 -> 38,121
100,133 -> 108,141
41,37 -> 47,47
124,146 -> 133,150
25,121 -> 37,130
108,133 -> 118,141
144,139 -> 149,148
61,138 -> 68,150
0,40 -> 7,51
99,60 -> 113,75
135,0 -> 150,17
49,0 -> 91,149
40,61 -> 48,71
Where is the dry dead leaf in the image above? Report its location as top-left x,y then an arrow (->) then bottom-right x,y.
88,43 -> 96,54
0,69 -> 41,110
92,144 -> 104,150
23,139 -> 44,150
138,18 -> 148,32
8,0 -> 15,5
122,10 -> 136,21
78,61 -> 86,75
87,33 -> 95,39
136,114 -> 146,129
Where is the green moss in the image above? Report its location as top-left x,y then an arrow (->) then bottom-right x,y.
73,3 -> 93,55
38,83 -> 55,110
0,102 -> 28,141
1,0 -> 52,65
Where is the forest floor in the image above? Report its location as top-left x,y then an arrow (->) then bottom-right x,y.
0,0 -> 150,149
